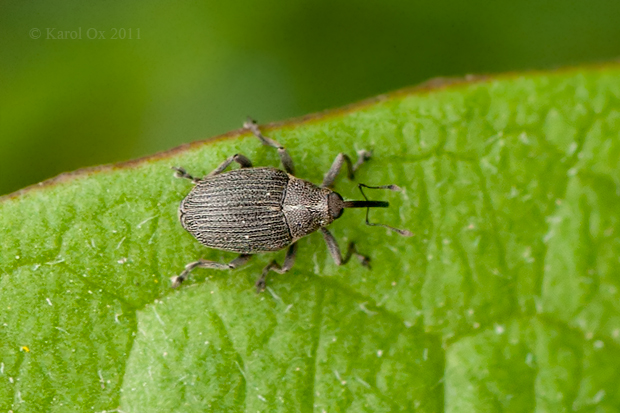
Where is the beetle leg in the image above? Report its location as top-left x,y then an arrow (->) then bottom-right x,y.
172,167 -> 202,184
243,117 -> 296,175
320,227 -> 371,268
321,150 -> 372,188
207,154 -> 253,177
171,254 -> 252,288
255,242 -> 297,293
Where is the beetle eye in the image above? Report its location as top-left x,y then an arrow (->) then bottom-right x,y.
328,192 -> 344,219
333,208 -> 344,219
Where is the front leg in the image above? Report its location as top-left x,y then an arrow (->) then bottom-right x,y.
321,150 -> 372,188
320,227 -> 370,267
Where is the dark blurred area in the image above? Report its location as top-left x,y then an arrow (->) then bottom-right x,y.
2,0 -> 620,195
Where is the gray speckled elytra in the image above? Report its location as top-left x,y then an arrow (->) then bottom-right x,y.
171,118 -> 412,292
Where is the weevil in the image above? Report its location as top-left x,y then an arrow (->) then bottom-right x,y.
171,119 -> 412,292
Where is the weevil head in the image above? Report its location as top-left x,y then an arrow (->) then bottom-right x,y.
327,191 -> 346,220
327,190 -> 390,221
325,186 -> 415,236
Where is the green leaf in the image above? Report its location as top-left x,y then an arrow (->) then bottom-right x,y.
2,65 -> 620,412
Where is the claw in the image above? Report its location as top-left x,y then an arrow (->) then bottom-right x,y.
170,276 -> 183,288
255,278 -> 267,294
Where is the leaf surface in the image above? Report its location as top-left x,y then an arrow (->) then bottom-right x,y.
2,66 -> 620,412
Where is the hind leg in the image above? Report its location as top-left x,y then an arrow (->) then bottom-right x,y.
172,153 -> 252,184
172,254 -> 252,288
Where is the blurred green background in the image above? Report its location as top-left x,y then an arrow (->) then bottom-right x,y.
2,0 -> 620,196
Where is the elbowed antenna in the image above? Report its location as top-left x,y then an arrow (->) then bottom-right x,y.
346,184 -> 413,237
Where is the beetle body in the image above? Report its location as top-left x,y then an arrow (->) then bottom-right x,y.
171,119 -> 410,291
179,167 -> 338,254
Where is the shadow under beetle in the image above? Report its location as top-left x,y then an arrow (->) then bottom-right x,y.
171,118 -> 412,292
